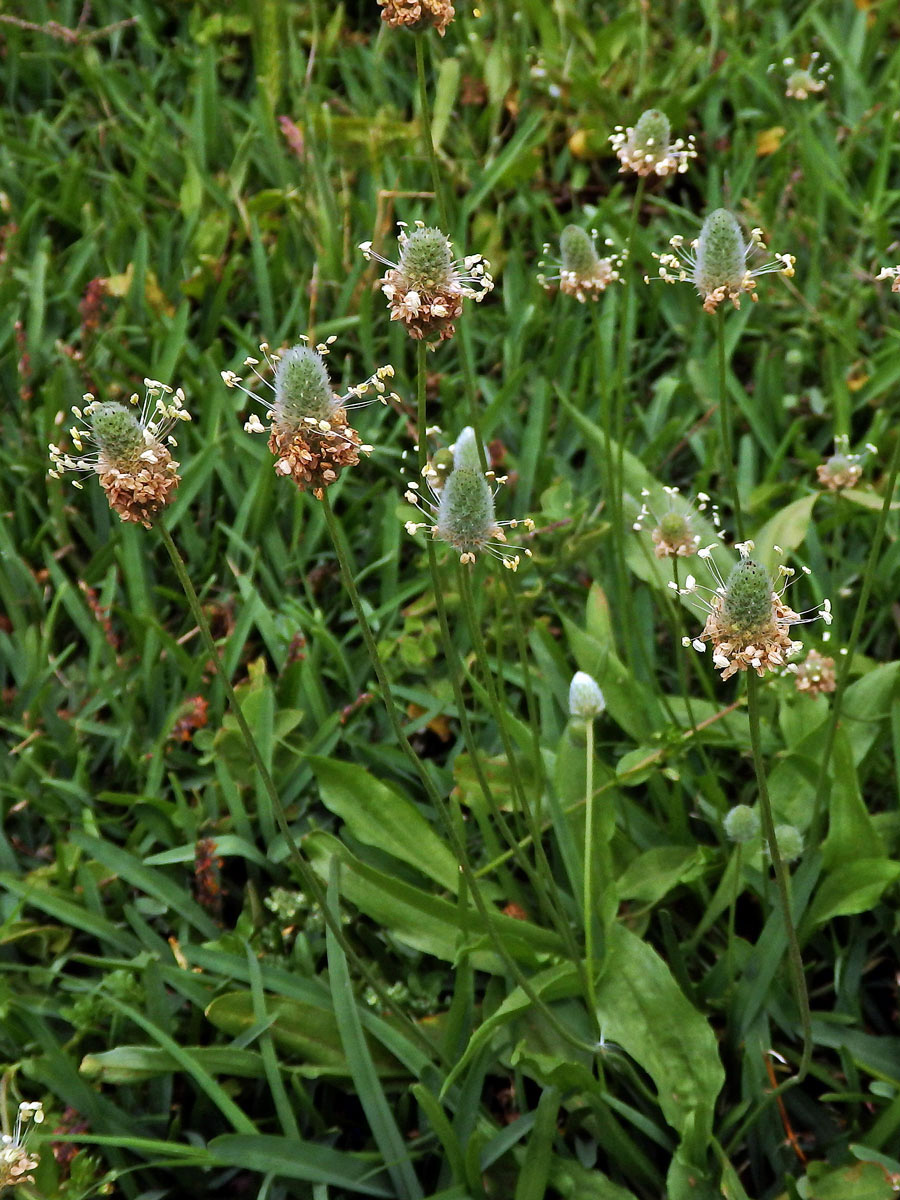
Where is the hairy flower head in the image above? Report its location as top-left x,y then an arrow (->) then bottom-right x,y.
360,221 -> 493,343
404,426 -> 534,570
49,381 -> 190,527
609,109 -> 697,177
538,223 -> 626,302
789,647 -> 837,696
223,337 -> 396,498
676,540 -> 832,681
378,0 -> 454,36
877,265 -> 900,293
633,485 -> 722,558
769,52 -> 831,100
650,208 -> 795,312
816,435 -> 874,491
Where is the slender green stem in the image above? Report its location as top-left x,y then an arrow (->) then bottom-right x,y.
457,566 -> 582,964
583,719 -> 599,1028
808,432 -> 900,842
322,491 -> 594,1050
415,37 -> 449,231
726,843 -> 741,996
475,699 -> 744,879
717,309 -> 745,542
746,672 -> 812,1081
610,176 -> 645,666
409,345 -> 597,1052
156,521 -> 440,1062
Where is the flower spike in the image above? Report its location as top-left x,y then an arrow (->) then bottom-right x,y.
360,222 -> 493,343
49,381 -> 190,528
404,426 -> 534,570
538,223 -> 626,303
378,0 -> 454,36
224,338 -> 396,498
649,208 -> 795,313
674,538 -> 832,681
609,109 -> 697,177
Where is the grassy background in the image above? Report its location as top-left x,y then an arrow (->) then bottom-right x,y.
2,0 -> 900,1197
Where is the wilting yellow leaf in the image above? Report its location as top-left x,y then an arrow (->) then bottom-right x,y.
847,364 -> 869,392
568,129 -> 595,159
756,126 -> 785,156
101,264 -> 175,316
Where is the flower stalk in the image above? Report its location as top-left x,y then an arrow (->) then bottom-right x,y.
747,671 -> 813,1081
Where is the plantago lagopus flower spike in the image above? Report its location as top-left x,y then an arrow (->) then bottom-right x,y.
876,265 -> 900,293
378,0 -> 454,36
609,109 -> 697,177
359,222 -> 493,343
650,208 -> 795,313
222,337 -> 397,498
790,647 -> 837,696
815,435 -> 875,491
49,382 -> 190,527
768,52 -> 831,100
404,426 -> 534,570
632,485 -> 723,558
538,224 -> 626,302
673,540 -> 832,681
0,1100 -> 44,1190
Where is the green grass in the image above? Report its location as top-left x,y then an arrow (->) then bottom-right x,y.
2,0 -> 900,1198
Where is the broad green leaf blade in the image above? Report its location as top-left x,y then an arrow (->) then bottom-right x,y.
209,1134 -> 394,1195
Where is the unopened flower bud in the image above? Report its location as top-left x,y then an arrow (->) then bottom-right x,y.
568,671 -> 606,719
723,804 -> 760,844
452,425 -> 486,470
770,824 -> 804,863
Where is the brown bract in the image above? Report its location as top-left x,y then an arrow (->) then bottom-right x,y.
651,527 -> 698,558
382,268 -> 464,341
268,408 -> 361,498
378,0 -> 454,36
700,592 -> 801,681
559,260 -> 619,302
0,1145 -> 39,1189
816,460 -> 862,491
99,444 -> 179,529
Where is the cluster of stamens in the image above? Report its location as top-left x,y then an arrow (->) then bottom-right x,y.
816,435 -> 874,491
360,222 -> 493,343
876,265 -> 900,293
788,647 -> 837,696
377,0 -> 455,36
769,52 -> 832,100
49,381 -> 190,527
674,540 -> 832,681
0,1101 -> 44,1190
